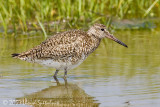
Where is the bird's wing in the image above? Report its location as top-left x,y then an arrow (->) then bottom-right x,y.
18,30 -> 90,62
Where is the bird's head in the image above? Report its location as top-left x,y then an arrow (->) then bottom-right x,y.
87,23 -> 128,48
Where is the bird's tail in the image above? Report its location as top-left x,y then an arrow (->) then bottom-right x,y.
11,53 -> 20,58
11,53 -> 32,62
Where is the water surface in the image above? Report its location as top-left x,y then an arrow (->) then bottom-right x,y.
0,30 -> 160,107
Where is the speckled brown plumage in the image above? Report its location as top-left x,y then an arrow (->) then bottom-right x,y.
14,30 -> 101,63
12,23 -> 127,78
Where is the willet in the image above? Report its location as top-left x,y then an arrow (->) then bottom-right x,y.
12,23 -> 127,78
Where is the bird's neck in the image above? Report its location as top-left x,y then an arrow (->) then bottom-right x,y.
87,28 -> 95,37
93,36 -> 101,49
86,29 -> 102,52
85,33 -> 101,55
87,30 -> 100,40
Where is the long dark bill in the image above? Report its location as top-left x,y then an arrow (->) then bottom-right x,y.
106,33 -> 128,48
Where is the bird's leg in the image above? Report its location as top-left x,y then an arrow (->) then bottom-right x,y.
53,76 -> 60,86
62,76 -> 68,86
53,69 -> 59,78
63,68 -> 68,80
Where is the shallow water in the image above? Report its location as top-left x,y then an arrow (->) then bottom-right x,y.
0,29 -> 160,107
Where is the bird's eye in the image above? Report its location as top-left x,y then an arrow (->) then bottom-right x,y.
101,29 -> 104,31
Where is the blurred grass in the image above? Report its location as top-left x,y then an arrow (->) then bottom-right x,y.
0,0 -> 160,35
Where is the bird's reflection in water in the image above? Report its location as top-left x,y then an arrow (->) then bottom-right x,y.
16,77 -> 100,107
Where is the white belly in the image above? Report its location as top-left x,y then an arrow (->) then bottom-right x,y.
34,58 -> 85,70
22,53 -> 86,70
35,59 -> 66,70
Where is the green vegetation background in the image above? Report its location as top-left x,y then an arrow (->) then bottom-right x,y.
0,0 -> 160,35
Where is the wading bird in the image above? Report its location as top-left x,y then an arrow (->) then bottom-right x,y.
12,23 -> 127,79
